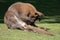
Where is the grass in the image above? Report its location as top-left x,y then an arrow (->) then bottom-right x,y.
0,16 -> 60,40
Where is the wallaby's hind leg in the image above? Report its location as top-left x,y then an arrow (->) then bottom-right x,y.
24,25 -> 54,36
4,11 -> 17,29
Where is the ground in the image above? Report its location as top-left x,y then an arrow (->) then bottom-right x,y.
0,16 -> 60,40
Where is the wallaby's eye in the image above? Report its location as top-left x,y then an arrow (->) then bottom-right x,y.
35,13 -> 38,17
35,13 -> 37,15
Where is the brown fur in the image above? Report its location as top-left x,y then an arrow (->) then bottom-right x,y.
4,2 -> 54,36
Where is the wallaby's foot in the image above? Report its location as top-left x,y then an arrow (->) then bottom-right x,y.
39,27 -> 50,31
